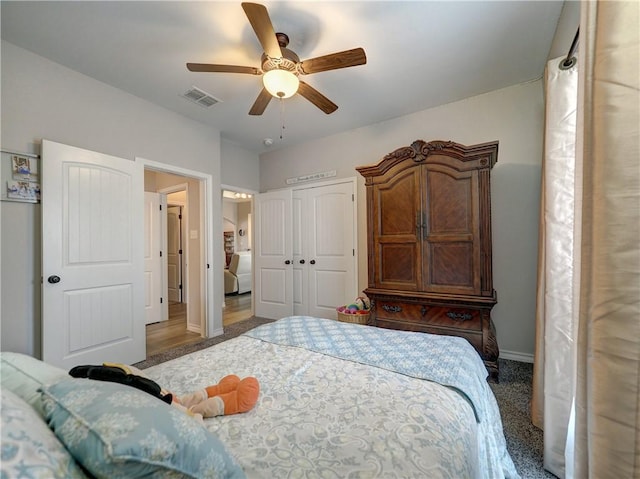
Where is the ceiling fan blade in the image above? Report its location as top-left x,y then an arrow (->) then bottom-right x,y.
249,88 -> 273,115
299,48 -> 367,74
297,81 -> 338,114
241,3 -> 282,59
187,63 -> 260,75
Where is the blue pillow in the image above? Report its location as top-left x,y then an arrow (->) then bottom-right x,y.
1,388 -> 89,478
40,378 -> 246,479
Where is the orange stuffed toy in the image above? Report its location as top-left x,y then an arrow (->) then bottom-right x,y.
175,374 -> 260,418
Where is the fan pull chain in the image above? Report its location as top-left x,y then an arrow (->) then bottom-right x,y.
279,98 -> 286,140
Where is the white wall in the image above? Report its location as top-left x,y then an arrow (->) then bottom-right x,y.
221,139 -> 260,192
1,41 -> 224,357
260,81 -> 544,359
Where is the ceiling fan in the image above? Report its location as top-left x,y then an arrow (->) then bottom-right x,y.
187,2 -> 367,115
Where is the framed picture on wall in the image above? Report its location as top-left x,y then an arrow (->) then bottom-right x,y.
1,150 -> 40,203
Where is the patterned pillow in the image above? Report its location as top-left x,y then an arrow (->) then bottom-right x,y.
1,388 -> 89,479
40,378 -> 246,479
0,351 -> 68,417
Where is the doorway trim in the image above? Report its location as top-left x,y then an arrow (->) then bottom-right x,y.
138,157 -> 216,338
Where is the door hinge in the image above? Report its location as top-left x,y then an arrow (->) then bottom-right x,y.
159,251 -> 162,257
160,297 -> 163,304
179,249 -> 183,254
207,263 -> 210,269
178,214 -> 182,219
352,194 -> 354,201
159,204 -> 162,211
353,249 -> 355,256
179,284 -> 183,290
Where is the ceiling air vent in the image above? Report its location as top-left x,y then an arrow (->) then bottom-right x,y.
181,86 -> 221,108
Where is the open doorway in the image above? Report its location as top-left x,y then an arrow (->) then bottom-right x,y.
222,188 -> 254,326
142,165 -> 214,357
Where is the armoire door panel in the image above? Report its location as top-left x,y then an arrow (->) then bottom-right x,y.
428,242 -> 475,290
425,169 -> 474,234
376,170 -> 420,236
379,243 -> 418,287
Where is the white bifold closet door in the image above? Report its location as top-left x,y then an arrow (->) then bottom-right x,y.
254,180 -> 357,320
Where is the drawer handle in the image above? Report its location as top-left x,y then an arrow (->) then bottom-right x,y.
446,312 -> 473,322
421,306 -> 428,316
382,305 -> 402,313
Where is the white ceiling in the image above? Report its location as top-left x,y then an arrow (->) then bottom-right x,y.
1,1 -> 564,154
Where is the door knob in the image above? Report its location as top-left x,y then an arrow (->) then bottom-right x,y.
48,275 -> 61,284
285,260 -> 291,265
299,259 -> 305,264
310,260 -> 316,265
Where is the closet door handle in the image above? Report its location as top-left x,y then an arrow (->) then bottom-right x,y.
309,260 -> 316,265
285,260 -> 291,265
299,259 -> 305,264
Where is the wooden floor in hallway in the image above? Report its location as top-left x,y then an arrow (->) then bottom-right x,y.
145,293 -> 252,357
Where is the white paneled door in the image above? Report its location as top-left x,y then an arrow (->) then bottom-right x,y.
42,140 -> 145,369
144,192 -> 166,325
255,180 -> 357,320
167,205 -> 182,303
302,182 -> 356,319
254,189 -> 293,319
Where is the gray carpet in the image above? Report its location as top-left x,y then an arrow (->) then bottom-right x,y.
135,317 -> 556,478
490,359 -> 557,478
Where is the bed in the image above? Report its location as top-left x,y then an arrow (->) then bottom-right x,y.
0,316 -> 518,478
145,316 -> 518,478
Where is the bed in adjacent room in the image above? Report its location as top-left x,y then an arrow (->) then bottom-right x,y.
144,316 -> 519,478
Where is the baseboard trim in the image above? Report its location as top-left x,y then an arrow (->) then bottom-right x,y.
500,350 -> 534,363
209,327 -> 224,337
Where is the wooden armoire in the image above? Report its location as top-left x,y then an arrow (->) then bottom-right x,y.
356,140 -> 500,380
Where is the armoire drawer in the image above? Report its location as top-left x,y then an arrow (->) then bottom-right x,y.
374,300 -> 482,331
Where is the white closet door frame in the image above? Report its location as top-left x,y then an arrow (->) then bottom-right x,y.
255,177 -> 358,320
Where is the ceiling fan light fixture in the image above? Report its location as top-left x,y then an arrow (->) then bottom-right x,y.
263,69 -> 299,98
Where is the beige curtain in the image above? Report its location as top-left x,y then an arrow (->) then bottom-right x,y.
531,52 -> 579,478
533,1 -> 640,478
572,1 -> 640,477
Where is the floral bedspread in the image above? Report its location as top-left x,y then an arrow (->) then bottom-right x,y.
246,316 -> 489,421
145,317 -> 519,478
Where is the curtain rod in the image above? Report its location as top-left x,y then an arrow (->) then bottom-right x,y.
560,27 -> 579,70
